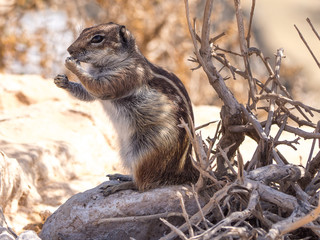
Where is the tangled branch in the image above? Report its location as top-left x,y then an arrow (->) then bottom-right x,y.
160,1 -> 320,239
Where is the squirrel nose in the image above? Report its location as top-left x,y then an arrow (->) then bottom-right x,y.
67,45 -> 75,56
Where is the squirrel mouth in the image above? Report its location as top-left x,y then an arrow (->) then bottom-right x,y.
69,52 -> 89,63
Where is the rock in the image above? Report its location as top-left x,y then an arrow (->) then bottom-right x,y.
0,151 -> 33,214
16,231 -> 41,240
0,74 -> 70,110
0,228 -> 16,240
0,208 -> 17,240
40,183 -> 205,240
0,74 -> 120,233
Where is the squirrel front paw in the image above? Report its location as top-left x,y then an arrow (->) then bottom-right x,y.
65,57 -> 80,72
54,74 -> 69,88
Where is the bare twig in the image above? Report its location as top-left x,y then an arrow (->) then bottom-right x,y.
246,0 -> 256,48
282,124 -> 320,139
184,0 -> 214,80
306,121 -> 320,172
191,189 -> 259,239
274,138 -> 300,151
272,149 -> 285,165
217,144 -> 237,175
294,24 -> 320,69
160,218 -> 188,240
274,115 -> 288,142
245,179 -> 301,211
306,151 -> 320,177
258,92 -> 320,115
306,172 -> 320,197
306,18 -> 320,42
240,104 -> 268,141
209,32 -> 226,44
265,48 -> 284,136
213,45 -> 242,57
98,212 -> 183,224
200,0 -> 213,55
237,149 -> 244,184
179,117 -> 205,164
234,0 -> 256,108
267,199 -> 320,238
195,120 -> 218,131
211,51 -> 237,79
185,0 -> 242,117
249,47 -> 274,76
177,191 -> 194,237
191,185 -> 209,230
160,183 -> 235,240
247,164 -> 305,184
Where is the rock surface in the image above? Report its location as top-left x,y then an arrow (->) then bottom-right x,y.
40,183 -> 204,240
0,228 -> 16,240
0,74 -> 120,233
16,231 -> 41,240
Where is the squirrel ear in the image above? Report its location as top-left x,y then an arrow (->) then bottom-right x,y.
119,25 -> 129,43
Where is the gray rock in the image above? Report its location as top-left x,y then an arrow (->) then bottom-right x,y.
40,182 -> 205,240
16,231 -> 41,240
0,227 -> 15,240
0,74 -> 120,232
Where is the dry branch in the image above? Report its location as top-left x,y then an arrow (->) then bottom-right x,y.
294,23 -> 320,69
240,104 -> 267,141
282,125 -> 320,139
177,191 -> 194,237
234,0 -> 256,107
160,183 -> 235,240
98,212 -> 183,224
247,164 -> 305,184
185,0 -> 242,116
246,0 -> 256,48
266,199 -> 320,239
257,93 -> 320,115
191,189 -> 259,239
307,18 -> 320,41
160,218 -> 188,240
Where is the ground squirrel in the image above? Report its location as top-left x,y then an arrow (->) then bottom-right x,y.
54,22 -> 198,193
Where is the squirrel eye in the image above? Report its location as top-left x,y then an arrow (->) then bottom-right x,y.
90,35 -> 104,44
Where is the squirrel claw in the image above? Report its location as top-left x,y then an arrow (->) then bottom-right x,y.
54,74 -> 69,88
107,174 -> 133,182
66,56 -> 76,62
65,57 -> 79,71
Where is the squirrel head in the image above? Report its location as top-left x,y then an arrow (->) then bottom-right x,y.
67,22 -> 137,67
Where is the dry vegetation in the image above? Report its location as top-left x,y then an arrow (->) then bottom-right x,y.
156,0 -> 320,239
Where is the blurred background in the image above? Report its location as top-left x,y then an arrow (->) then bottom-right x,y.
1,0 -> 320,107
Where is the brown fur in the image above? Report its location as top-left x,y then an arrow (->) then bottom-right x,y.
54,22 -> 199,191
